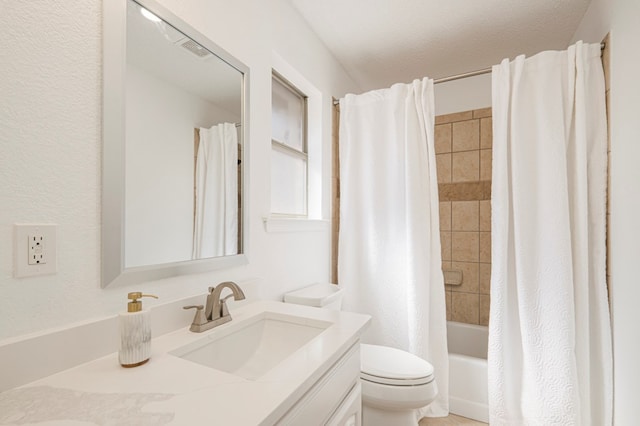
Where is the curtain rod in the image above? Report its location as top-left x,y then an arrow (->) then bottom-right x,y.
333,42 -> 606,106
433,67 -> 491,84
331,67 -> 490,106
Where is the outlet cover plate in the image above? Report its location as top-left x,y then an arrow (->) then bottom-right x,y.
14,224 -> 57,277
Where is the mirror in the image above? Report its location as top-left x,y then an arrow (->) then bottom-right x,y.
102,0 -> 249,287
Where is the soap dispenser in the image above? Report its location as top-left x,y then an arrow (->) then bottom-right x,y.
118,292 -> 158,368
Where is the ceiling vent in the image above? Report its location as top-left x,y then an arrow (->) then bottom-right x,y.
177,38 -> 212,59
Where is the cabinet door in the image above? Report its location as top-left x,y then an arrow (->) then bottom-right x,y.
326,382 -> 361,426
276,344 -> 360,425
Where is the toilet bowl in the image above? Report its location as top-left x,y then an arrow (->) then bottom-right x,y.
284,283 -> 438,426
360,343 -> 437,426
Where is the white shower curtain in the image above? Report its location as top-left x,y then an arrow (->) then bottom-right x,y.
192,123 -> 238,259
489,41 -> 612,425
339,78 -> 449,417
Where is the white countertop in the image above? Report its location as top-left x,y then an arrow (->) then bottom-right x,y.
0,301 -> 370,425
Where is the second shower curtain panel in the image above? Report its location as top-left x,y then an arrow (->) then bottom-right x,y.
489,41 -> 612,425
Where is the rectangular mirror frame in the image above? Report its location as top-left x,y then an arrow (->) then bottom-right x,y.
102,0 -> 250,288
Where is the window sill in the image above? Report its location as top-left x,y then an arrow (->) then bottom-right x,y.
262,217 -> 329,233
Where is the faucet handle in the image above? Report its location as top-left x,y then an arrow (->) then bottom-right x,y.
183,304 -> 204,310
220,294 -> 236,317
208,286 -> 215,293
183,305 -> 207,327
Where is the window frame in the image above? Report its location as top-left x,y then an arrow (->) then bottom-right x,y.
270,72 -> 309,217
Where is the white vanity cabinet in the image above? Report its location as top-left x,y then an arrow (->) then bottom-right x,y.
326,382 -> 362,426
277,343 -> 362,425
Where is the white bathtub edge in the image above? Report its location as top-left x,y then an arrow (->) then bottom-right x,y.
447,321 -> 489,423
450,396 -> 489,423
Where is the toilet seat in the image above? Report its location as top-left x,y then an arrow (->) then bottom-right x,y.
360,344 -> 434,386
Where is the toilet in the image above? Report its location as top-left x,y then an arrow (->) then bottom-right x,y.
284,283 -> 438,426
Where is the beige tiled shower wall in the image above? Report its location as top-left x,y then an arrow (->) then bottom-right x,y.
436,108 -> 492,326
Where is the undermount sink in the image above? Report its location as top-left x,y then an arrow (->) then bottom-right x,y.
170,312 -> 331,380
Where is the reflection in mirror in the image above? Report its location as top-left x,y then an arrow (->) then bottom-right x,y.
102,0 -> 249,287
192,124 -> 239,259
125,0 -> 242,268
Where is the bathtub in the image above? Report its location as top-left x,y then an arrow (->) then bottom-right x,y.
447,321 -> 489,423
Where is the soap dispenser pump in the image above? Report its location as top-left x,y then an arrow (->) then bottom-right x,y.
118,292 -> 158,368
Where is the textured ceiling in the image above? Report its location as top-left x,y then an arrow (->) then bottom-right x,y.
289,0 -> 592,92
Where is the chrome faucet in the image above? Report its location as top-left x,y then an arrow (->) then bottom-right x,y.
183,281 -> 246,332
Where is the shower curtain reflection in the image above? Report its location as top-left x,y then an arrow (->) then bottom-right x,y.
192,123 -> 238,259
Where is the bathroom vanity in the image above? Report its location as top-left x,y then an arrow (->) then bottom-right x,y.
0,301 -> 370,425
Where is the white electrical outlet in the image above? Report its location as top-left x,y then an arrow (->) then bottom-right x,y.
28,234 -> 46,265
14,224 -> 57,277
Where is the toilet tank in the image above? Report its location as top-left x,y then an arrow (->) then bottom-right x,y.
283,283 -> 344,310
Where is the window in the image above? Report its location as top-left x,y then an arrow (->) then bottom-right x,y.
271,73 -> 308,216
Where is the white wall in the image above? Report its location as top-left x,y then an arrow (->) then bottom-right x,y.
0,0 -> 359,340
609,0 -> 640,423
434,73 -> 492,116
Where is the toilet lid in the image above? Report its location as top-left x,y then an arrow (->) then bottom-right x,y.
360,344 -> 434,386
